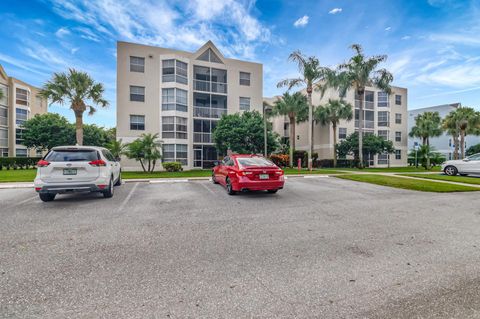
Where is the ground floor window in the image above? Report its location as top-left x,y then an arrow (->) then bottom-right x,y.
378,153 -> 389,165
16,148 -> 27,157
162,144 -> 187,165
0,148 -> 8,157
395,150 -> 401,160
193,144 -> 218,168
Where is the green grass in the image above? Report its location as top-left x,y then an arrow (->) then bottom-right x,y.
283,168 -> 342,175
338,166 -> 441,173
401,173 -> 480,185
0,167 -> 342,183
335,174 -> 479,192
0,169 -> 37,182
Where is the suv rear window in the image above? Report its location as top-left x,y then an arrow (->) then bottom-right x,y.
237,157 -> 275,168
45,150 -> 99,162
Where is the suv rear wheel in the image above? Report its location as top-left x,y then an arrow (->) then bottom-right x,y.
39,193 -> 56,202
114,172 -> 122,186
103,178 -> 114,198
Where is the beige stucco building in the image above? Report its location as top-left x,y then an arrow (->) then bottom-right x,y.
268,85 -> 408,167
0,64 -> 47,157
117,41 -> 263,170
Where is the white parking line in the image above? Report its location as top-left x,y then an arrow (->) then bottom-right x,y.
303,175 -> 330,179
118,182 -> 139,212
149,179 -> 189,183
197,181 -> 216,195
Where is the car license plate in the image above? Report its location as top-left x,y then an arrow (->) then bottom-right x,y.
63,168 -> 77,175
259,174 -> 269,180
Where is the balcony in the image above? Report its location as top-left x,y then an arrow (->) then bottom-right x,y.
194,132 -> 212,143
193,106 -> 227,119
194,80 -> 227,94
355,99 -> 374,110
355,120 -> 375,129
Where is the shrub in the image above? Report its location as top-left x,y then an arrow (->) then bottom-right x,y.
293,151 -> 318,167
269,154 -> 289,167
0,157 -> 42,170
317,159 -> 358,168
162,162 -> 183,172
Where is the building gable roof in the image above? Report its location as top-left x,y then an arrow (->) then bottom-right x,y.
193,41 -> 226,64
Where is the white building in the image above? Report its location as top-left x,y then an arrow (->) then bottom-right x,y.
116,41 -> 263,170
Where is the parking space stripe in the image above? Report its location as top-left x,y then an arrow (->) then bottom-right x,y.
118,182 -> 139,212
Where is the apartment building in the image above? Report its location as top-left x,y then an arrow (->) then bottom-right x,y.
0,64 -> 47,157
268,85 -> 408,167
408,103 -> 480,160
117,41 -> 263,170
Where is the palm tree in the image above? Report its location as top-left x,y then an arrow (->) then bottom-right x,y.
409,111 -> 443,169
330,44 -> 393,168
125,133 -> 162,172
272,92 -> 308,167
442,111 -> 460,160
277,51 -> 329,170
451,107 -> 480,158
106,139 -> 126,159
314,99 -> 353,167
39,69 -> 108,145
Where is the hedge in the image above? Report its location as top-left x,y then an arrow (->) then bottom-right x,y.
0,157 -> 42,170
316,159 -> 358,168
162,162 -> 183,172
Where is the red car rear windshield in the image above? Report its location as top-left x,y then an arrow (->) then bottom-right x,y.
45,150 -> 99,162
237,157 -> 275,168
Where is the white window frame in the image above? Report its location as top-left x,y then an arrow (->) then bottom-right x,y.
239,72 -> 251,86
395,131 -> 402,142
130,56 -> 145,73
339,127 -> 347,139
162,88 -> 188,112
239,97 -> 250,111
130,86 -> 145,102
130,115 -> 145,130
162,144 -> 188,165
377,92 -> 389,108
162,116 -> 188,139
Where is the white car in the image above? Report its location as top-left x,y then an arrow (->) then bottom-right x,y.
441,153 -> 480,176
34,146 -> 122,202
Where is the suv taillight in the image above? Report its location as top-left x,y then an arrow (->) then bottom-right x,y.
88,160 -> 107,167
37,160 -> 50,167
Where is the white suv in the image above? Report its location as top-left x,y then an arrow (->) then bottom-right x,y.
34,146 -> 122,202
441,153 -> 480,176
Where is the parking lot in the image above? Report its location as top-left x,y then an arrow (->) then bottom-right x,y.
1,177 -> 480,318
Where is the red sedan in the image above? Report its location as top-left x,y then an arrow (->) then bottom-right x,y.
212,154 -> 285,195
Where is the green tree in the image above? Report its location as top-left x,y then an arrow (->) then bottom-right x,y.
409,111 -> 443,168
83,124 -> 115,147
329,44 -> 393,168
277,51 -> 329,170
272,92 -> 308,166
39,69 -> 108,145
449,107 -> 480,159
442,111 -> 460,160
21,113 -> 75,150
213,111 -> 279,155
408,145 -> 445,168
314,99 -> 353,167
337,132 -> 394,166
125,133 -> 162,172
106,139 -> 126,159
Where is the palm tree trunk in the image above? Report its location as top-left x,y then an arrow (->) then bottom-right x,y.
460,129 -> 466,159
358,89 -> 364,168
426,138 -> 430,169
289,116 -> 295,167
453,133 -> 459,160
139,159 -> 146,172
74,110 -> 84,145
332,122 -> 337,168
307,86 -> 313,171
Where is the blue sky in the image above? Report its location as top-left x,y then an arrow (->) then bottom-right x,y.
1,0 -> 479,128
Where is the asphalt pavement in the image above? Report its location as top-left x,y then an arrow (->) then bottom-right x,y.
1,177 -> 480,318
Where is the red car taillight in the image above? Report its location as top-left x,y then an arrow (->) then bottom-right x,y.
37,160 -> 50,167
275,170 -> 284,175
238,171 -> 253,176
88,160 -> 107,167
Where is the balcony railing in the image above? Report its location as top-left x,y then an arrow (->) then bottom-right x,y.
194,80 -> 227,94
193,106 -> 227,119
194,132 -> 212,143
355,120 -> 375,129
355,100 -> 374,110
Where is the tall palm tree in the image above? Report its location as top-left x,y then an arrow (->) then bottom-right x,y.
39,69 -> 108,145
451,107 -> 480,159
330,44 -> 393,168
314,99 -> 353,167
409,111 -> 443,168
277,51 -> 329,170
272,92 -> 308,167
442,111 -> 460,160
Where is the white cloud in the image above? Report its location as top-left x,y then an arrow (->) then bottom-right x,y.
71,47 -> 79,54
293,15 -> 309,28
329,8 -> 342,15
48,0 -> 273,59
385,26 -> 391,31
401,35 -> 411,40
55,27 -> 70,38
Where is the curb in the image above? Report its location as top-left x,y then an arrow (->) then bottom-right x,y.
0,174 -> 334,189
